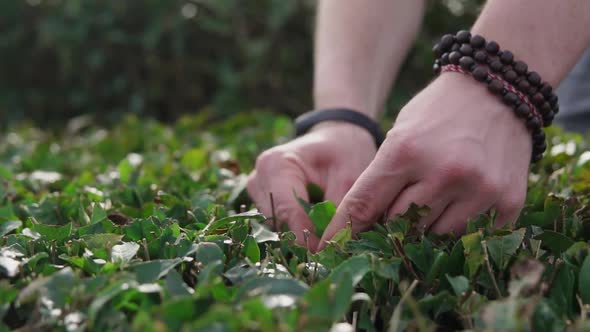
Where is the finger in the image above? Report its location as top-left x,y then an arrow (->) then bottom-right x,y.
386,182 -> 452,231
248,157 -> 320,250
429,200 -> 489,235
324,173 -> 356,206
494,193 -> 526,229
318,150 -> 413,249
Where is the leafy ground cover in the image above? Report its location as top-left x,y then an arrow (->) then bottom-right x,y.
2,113 -> 590,331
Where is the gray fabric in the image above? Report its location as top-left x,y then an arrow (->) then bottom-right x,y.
555,48 -> 590,133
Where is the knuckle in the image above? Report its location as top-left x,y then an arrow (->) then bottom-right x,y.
501,195 -> 526,215
343,195 -> 375,226
384,130 -> 419,163
255,148 -> 284,171
439,160 -> 484,184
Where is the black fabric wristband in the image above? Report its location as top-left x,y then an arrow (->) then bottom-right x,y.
294,108 -> 384,148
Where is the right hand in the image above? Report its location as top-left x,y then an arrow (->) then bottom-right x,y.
247,121 -> 377,251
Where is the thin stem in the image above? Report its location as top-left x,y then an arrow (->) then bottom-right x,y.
481,240 -> 502,298
388,279 -> 419,332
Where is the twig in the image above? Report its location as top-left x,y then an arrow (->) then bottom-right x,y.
142,238 -> 150,260
390,236 -> 421,281
388,279 -> 419,332
481,240 -> 502,298
270,192 -> 277,230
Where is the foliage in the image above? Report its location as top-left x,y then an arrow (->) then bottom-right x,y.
0,0 -> 483,126
1,112 -> 590,331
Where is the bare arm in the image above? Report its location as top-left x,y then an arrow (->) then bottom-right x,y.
314,0 -> 425,118
248,1 -> 425,251
320,1 -> 590,247
472,1 -> 590,86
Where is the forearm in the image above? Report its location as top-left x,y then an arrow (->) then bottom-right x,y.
313,0 -> 425,118
472,0 -> 590,86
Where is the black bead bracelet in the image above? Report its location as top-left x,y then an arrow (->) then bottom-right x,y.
432,30 -> 558,163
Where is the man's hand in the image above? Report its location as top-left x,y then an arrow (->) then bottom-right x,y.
318,74 -> 532,249
248,122 -> 376,251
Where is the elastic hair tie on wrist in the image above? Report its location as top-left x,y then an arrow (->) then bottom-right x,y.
294,108 -> 384,148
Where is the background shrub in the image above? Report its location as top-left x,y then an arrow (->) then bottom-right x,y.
0,0 -> 482,126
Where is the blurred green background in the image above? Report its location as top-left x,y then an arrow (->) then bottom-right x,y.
0,0 -> 483,127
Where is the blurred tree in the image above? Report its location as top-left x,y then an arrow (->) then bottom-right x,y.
0,0 -> 483,126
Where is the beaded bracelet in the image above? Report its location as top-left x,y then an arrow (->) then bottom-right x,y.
432,31 -> 557,162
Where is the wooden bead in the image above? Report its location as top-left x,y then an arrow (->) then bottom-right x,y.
528,86 -> 538,96
549,94 -> 558,107
517,79 -> 530,92
459,56 -> 475,70
539,83 -> 553,98
472,66 -> 488,82
451,43 -> 460,52
486,41 -> 500,54
474,50 -> 487,63
489,60 -> 503,72
456,30 -> 472,43
470,34 -> 486,48
527,71 -> 541,86
500,50 -> 514,65
540,102 -> 551,115
440,34 -> 455,51
513,61 -> 528,75
502,92 -> 518,105
553,104 -> 559,114
527,117 -> 541,130
449,51 -> 462,64
459,44 -> 473,56
543,111 -> 555,123
503,70 -> 518,83
433,63 -> 441,74
532,92 -> 545,106
515,104 -> 531,118
533,130 -> 545,142
535,141 -> 547,152
531,153 -> 543,163
487,79 -> 504,94
440,52 -> 450,65
433,43 -> 443,57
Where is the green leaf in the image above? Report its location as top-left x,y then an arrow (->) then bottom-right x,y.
111,242 -> 140,264
461,231 -> 484,278
132,259 -> 183,283
0,220 -> 21,236
243,235 -> 260,263
329,255 -> 371,286
181,148 -> 207,170
91,203 -> 108,224
534,230 -> 575,254
251,220 -> 279,242
446,274 -> 469,296
308,201 -> 336,237
32,223 -> 72,242
486,228 -> 525,269
580,256 -> 590,304
195,242 -> 225,266
203,211 -> 265,233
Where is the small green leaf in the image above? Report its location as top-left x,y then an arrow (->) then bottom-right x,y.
446,274 -> 469,296
91,204 -> 108,224
579,256 -> 590,304
32,223 -> 72,242
181,148 -> 207,170
0,220 -> 21,236
243,235 -> 260,263
111,242 -> 140,264
308,201 -> 336,237
534,230 -> 575,254
461,231 -> 484,278
132,259 -> 183,283
486,228 -> 525,269
251,221 -> 279,242
195,242 -> 225,266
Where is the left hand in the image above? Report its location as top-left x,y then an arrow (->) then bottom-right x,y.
318,73 -> 532,249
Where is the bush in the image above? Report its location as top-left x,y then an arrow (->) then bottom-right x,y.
1,113 -> 590,331
0,0 -> 482,126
